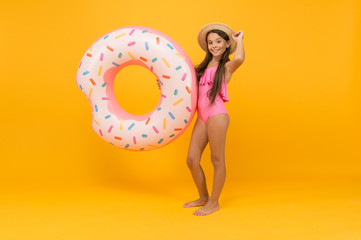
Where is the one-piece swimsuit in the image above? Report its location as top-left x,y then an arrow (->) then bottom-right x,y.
197,65 -> 229,125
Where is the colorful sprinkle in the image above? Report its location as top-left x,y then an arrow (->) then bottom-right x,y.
112,62 -> 120,66
168,112 -> 175,120
176,52 -> 185,58
79,84 -> 82,90
83,71 -> 90,76
162,75 -> 170,79
119,119 -> 123,130
108,125 -> 113,133
176,66 -> 182,70
90,78 -> 96,85
186,106 -> 191,112
125,144 -> 129,149
105,115 -> 111,119
181,73 -> 187,81
145,118 -> 150,125
142,30 -> 148,33
128,41 -> 136,46
79,61 -> 82,68
161,94 -> 167,98
150,66 -> 153,72
153,126 -> 159,133
106,45 -> 114,52
159,79 -> 163,86
169,134 -> 175,138
145,41 -> 149,50
102,82 -> 107,87
162,58 -> 170,68
163,118 -> 166,129
128,52 -> 136,60
140,148 -> 144,150
128,123 -> 135,130
93,118 -> 99,125
102,97 -> 110,100
118,52 -> 123,58
186,86 -> 191,93
94,105 -> 98,112
114,136 -> 122,140
100,53 -> 103,61
140,57 -> 147,62
184,119 -> 188,123
158,138 -> 164,144
129,29 -> 135,35
87,53 -> 92,57
133,136 -> 136,144
173,98 -> 183,106
89,88 -> 93,97
174,128 -> 182,131
152,58 -> 158,62
167,43 -> 174,50
104,35 -> 109,39
157,107 -> 161,111
115,33 -> 126,39
156,37 -> 160,44
99,129 -> 103,136
98,65 -> 102,76
174,89 -> 178,95
142,134 -> 148,138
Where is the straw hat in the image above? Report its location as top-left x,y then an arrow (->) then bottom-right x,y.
197,22 -> 237,54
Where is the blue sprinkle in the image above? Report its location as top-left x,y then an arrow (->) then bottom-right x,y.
159,79 -> 163,86
79,84 -> 83,90
158,138 -> 164,144
125,144 -> 129,149
109,142 -> 114,145
112,62 -> 120,66
83,71 -> 90,76
128,123 -> 135,130
168,112 -> 175,120
142,134 -> 148,138
176,66 -> 182,70
118,52 -> 122,58
184,119 -> 188,123
95,105 -> 98,112
140,148 -> 145,150
104,35 -> 109,39
105,115 -> 111,119
145,41 -> 149,50
167,43 -> 174,50
157,107 -> 161,111
142,30 -> 148,33
169,134 -> 175,138
102,82 -> 107,87
152,58 -> 158,62
174,89 -> 178,95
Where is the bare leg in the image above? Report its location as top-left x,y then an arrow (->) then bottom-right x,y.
183,117 -> 209,208
193,113 -> 229,216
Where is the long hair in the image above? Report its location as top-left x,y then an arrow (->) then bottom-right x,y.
194,29 -> 231,104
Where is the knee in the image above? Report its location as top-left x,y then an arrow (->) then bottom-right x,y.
186,155 -> 201,169
211,154 -> 225,168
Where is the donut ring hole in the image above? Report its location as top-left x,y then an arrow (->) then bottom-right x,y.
114,65 -> 161,115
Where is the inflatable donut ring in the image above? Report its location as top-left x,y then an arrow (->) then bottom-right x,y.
76,26 -> 197,151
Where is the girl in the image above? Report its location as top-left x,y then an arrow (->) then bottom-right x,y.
183,22 -> 245,216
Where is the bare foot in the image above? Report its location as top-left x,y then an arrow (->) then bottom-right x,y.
193,202 -> 220,216
183,198 -> 208,208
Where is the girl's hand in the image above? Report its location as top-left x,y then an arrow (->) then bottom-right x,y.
232,31 -> 244,40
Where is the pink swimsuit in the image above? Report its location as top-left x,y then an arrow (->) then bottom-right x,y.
197,66 -> 229,125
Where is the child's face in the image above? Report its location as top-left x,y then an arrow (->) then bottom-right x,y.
207,33 -> 230,58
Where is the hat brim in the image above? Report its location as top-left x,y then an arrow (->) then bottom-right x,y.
197,22 -> 237,54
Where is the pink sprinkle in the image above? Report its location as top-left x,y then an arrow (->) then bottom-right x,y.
108,125 -> 113,133
99,129 -> 103,136
79,61 -> 82,69
102,97 -> 110,100
100,53 -> 104,61
128,41 -> 136,46
161,94 -> 166,98
152,126 -> 159,134
150,66 -> 153,72
186,106 -> 191,112
181,73 -> 187,81
129,29 -> 135,35
133,136 -> 136,144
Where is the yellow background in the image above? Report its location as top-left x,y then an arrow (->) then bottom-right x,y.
1,0 -> 360,239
